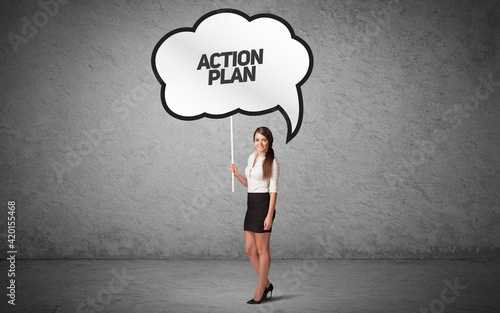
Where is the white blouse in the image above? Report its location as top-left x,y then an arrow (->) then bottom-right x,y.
244,151 -> 279,193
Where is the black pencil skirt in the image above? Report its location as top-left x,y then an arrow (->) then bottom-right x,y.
244,193 -> 276,233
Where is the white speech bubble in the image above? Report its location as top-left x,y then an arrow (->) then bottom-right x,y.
152,9 -> 313,143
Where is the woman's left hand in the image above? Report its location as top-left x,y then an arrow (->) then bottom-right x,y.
263,216 -> 273,231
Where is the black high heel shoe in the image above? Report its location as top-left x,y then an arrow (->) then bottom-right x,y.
264,283 -> 274,299
247,290 -> 267,304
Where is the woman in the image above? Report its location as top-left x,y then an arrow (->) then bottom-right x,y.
230,126 -> 279,304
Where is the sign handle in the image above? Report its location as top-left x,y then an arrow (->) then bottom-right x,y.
231,116 -> 234,192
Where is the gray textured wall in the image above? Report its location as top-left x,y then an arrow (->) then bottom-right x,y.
1,0 -> 499,259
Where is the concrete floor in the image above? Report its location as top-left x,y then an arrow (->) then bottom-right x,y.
2,259 -> 499,312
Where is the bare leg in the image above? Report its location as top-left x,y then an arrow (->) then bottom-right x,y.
245,231 -> 271,294
244,231 -> 260,276
253,232 -> 271,300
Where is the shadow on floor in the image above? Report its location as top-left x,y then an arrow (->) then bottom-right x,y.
267,293 -> 300,302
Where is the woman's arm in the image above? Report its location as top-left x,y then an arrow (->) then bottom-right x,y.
264,192 -> 277,231
230,163 -> 248,187
264,159 -> 279,231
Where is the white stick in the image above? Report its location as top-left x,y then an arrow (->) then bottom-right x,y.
231,116 -> 234,192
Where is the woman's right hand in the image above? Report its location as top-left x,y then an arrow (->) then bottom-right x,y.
230,163 -> 240,177
230,163 -> 248,188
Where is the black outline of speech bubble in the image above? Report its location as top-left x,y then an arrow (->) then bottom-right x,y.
151,8 -> 313,144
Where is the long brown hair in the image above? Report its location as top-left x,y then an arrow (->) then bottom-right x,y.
254,127 -> 274,180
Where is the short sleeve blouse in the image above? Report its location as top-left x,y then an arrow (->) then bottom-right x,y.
244,151 -> 279,193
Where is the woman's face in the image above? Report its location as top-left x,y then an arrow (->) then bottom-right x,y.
254,132 -> 269,154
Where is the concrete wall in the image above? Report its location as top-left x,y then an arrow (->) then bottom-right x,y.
1,0 -> 499,259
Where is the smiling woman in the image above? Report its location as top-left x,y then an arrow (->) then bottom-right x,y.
230,126 -> 279,304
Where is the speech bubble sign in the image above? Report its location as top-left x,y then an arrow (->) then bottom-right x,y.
151,9 -> 313,143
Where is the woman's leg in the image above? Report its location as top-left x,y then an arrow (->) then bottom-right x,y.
244,231 -> 260,276
253,232 -> 271,300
